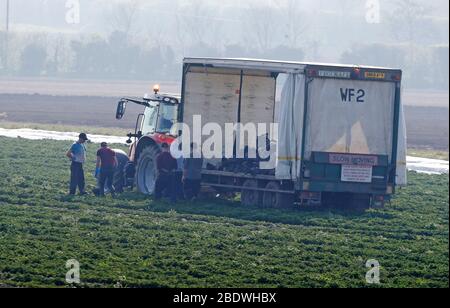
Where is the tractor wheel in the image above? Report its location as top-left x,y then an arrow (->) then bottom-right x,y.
262,181 -> 294,209
241,179 -> 260,207
136,145 -> 160,195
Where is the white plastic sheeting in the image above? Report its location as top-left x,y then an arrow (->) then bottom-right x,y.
406,156 -> 449,175
0,128 -> 128,144
276,74 -> 305,180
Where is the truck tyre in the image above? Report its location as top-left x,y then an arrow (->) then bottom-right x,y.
241,180 -> 260,207
136,145 -> 160,195
350,194 -> 372,211
262,181 -> 294,209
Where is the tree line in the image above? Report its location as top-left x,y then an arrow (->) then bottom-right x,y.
0,0 -> 448,90
0,30 -> 305,81
0,30 -> 447,90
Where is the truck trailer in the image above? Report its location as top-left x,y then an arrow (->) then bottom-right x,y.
115,58 -> 407,209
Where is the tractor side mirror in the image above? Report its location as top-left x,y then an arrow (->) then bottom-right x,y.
116,100 -> 127,120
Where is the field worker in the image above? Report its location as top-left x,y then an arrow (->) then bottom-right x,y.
95,142 -> 118,197
66,133 -> 89,196
183,142 -> 204,201
173,143 -> 185,201
93,148 -> 128,196
154,143 -> 177,202
112,149 -> 130,193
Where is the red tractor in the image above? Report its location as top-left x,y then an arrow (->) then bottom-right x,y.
115,85 -> 180,195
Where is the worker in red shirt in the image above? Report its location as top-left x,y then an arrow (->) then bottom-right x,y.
155,143 -> 178,202
96,142 -> 118,197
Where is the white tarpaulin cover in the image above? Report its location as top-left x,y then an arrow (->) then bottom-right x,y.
396,99 -> 408,185
276,74 -> 305,180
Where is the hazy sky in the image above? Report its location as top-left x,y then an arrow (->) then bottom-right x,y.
1,0 -> 448,33
0,0 -> 448,67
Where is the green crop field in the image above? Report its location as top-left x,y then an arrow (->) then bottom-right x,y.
0,136 -> 448,288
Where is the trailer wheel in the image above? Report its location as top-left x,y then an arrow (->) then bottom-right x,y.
351,194 -> 372,211
263,181 -> 294,209
136,145 -> 160,195
241,180 -> 260,207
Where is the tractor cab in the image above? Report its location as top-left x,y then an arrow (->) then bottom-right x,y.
141,95 -> 179,136
116,85 -> 181,146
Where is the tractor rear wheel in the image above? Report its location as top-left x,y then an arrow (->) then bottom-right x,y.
136,145 -> 160,195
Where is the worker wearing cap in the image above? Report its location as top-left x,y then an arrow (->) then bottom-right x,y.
96,142 -> 118,197
66,133 -> 89,195
154,143 -> 177,202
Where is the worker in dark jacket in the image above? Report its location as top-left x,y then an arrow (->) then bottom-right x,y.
183,142 -> 203,200
96,142 -> 118,197
154,143 -> 178,202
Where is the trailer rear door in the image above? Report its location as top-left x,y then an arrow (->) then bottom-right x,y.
304,78 -> 396,160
